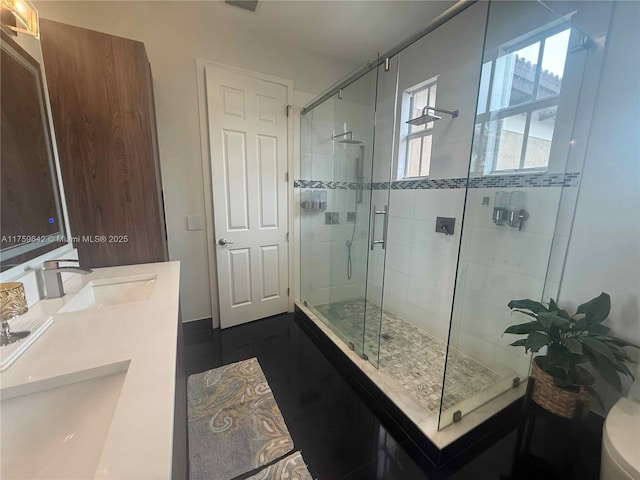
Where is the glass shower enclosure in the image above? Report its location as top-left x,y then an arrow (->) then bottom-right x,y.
299,0 -> 614,437
299,62 -> 388,365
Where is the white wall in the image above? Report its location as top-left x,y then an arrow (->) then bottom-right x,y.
35,1 -> 355,323
559,1 -> 640,412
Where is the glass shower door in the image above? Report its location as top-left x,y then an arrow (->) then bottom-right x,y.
363,56 -> 399,367
299,66 -> 380,359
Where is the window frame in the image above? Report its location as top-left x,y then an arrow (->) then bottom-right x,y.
401,79 -> 438,179
475,24 -> 572,174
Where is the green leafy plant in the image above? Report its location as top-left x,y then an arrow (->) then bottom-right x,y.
505,292 -> 638,407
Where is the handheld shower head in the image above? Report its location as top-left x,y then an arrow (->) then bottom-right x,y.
332,131 -> 363,145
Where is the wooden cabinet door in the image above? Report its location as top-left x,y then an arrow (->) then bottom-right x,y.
40,20 -> 168,267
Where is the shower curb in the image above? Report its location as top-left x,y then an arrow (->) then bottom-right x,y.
295,305 -> 524,472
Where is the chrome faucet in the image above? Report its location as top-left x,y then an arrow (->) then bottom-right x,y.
43,259 -> 93,298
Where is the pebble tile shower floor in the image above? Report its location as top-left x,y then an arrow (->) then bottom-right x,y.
314,298 -> 503,412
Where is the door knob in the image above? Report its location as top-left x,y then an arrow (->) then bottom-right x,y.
218,238 -> 233,246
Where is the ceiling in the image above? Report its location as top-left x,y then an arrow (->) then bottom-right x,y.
217,0 -> 457,65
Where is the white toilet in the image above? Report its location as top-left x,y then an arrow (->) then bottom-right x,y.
601,364 -> 640,480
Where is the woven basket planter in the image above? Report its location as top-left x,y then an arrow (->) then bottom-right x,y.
531,357 -> 590,419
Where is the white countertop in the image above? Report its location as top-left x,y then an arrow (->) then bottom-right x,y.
0,261 -> 181,480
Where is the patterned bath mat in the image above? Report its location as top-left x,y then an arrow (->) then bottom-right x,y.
187,358 -> 310,480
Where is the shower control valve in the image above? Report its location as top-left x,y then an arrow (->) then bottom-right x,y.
436,217 -> 455,236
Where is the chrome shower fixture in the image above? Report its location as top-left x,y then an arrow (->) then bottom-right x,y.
407,106 -> 459,126
332,131 -> 363,145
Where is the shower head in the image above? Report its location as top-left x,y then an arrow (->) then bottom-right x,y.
406,106 -> 459,126
332,131 -> 363,145
407,112 -> 441,125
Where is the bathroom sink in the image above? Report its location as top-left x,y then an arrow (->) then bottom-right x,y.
0,362 -> 129,479
59,274 -> 157,313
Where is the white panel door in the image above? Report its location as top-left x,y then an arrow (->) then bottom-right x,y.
206,65 -> 289,328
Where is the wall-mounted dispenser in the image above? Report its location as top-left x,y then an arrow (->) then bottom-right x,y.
508,191 -> 529,231
491,191 -> 529,230
493,191 -> 509,225
301,190 -> 327,213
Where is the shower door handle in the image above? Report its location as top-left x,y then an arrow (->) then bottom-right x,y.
370,205 -> 388,250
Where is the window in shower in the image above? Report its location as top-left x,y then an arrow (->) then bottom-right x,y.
399,78 -> 437,178
472,27 -> 571,174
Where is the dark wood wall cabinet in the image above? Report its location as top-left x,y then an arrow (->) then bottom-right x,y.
40,19 -> 168,268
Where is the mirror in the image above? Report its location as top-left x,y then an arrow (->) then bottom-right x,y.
1,29 -> 67,271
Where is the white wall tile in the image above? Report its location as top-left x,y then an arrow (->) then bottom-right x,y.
410,220 -> 438,253
519,188 -> 562,235
463,262 -> 546,309
405,302 -> 450,341
383,267 -> 409,300
385,243 -> 412,275
454,329 -> 498,373
406,277 -> 443,311
388,190 -> 415,219
404,302 -> 431,331
386,217 -> 413,247
413,189 -> 465,222
465,188 -> 496,229
408,248 -> 444,285
382,292 -> 408,319
466,226 -> 553,279
458,296 -> 508,340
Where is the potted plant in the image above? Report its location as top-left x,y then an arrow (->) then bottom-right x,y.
505,292 -> 638,419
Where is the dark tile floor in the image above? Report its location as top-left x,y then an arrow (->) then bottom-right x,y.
183,313 -> 604,480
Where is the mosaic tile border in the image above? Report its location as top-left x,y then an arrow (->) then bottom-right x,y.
294,172 -> 580,190
469,171 -> 580,188
294,180 -> 361,190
